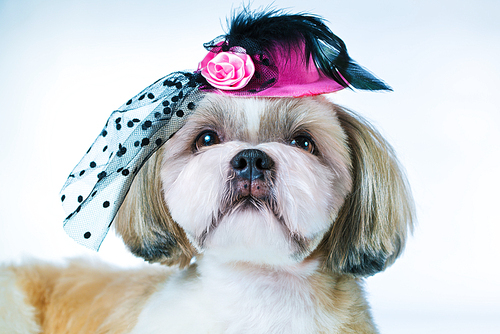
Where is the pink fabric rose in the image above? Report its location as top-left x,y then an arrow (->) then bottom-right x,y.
198,51 -> 255,90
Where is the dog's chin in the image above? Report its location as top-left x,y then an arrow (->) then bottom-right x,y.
202,205 -> 306,266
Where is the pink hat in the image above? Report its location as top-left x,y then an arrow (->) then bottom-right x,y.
197,9 -> 391,97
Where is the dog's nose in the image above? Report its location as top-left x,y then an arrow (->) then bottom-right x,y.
231,149 -> 274,181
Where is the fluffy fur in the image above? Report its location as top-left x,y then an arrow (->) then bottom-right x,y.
1,94 -> 414,333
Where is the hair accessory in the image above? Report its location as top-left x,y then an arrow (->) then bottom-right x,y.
61,9 -> 391,250
61,72 -> 204,250
198,49 -> 255,90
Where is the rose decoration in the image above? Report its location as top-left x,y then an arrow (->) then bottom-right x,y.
198,51 -> 255,90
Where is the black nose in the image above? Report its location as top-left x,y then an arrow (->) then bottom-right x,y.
230,149 -> 274,180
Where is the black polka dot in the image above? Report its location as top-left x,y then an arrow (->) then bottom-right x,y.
142,120 -> 152,130
103,145 -> 108,152
127,121 -> 134,127
79,170 -> 85,176
178,91 -> 183,99
116,118 -> 121,123
121,169 -> 129,176
134,141 -> 140,147
138,94 -> 145,100
162,100 -> 170,107
117,167 -> 123,173
126,99 -> 132,105
102,130 -> 108,137
155,138 -> 162,146
154,112 -> 161,118
141,138 -> 150,147
84,232 -> 91,239
90,161 -> 96,168
103,201 -> 110,208
97,171 -> 107,180
187,102 -> 195,110
176,110 -> 184,117
163,107 -> 171,114
147,93 -> 155,99
61,195 -> 66,202
171,96 -> 179,102
116,123 -> 122,130
175,82 -> 183,89
117,144 -> 127,157
133,118 -> 140,123
78,195 -> 83,203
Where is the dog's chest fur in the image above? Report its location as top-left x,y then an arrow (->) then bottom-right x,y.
130,257 -> 371,334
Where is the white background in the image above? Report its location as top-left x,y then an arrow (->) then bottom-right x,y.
1,1 -> 499,333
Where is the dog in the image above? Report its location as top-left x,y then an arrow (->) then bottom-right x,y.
1,9 -> 414,334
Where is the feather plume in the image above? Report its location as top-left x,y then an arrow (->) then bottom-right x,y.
217,7 -> 391,91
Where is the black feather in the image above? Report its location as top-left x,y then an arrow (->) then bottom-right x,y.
206,7 -> 391,91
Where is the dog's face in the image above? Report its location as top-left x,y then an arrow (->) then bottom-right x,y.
116,94 -> 414,276
161,95 -> 352,266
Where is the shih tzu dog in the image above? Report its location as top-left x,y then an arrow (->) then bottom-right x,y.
0,9 -> 414,334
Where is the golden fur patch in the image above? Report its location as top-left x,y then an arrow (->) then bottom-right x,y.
6,261 -> 171,333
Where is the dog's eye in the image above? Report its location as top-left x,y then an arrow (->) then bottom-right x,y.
290,135 -> 315,154
195,130 -> 221,150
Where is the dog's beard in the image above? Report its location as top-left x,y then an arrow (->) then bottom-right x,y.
197,173 -> 310,261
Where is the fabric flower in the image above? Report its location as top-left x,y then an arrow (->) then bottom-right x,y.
198,51 -> 255,90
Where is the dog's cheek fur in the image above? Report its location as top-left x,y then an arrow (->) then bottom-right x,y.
262,143 -> 345,237
161,142 -> 244,244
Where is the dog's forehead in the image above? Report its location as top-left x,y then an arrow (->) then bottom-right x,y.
194,94 -> 331,142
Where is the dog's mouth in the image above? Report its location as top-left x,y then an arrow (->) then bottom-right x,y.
196,175 -> 282,247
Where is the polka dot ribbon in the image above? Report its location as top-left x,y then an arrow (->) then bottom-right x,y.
60,71 -> 204,251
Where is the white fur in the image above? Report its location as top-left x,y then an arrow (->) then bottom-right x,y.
206,209 -> 294,265
131,256 -> 342,334
0,268 -> 41,334
239,98 -> 263,140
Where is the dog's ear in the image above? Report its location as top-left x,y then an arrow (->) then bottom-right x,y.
318,106 -> 415,276
114,147 -> 197,267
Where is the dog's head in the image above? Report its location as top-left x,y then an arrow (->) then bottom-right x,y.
114,93 -> 414,276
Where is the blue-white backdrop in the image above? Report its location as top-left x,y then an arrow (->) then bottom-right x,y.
1,1 -> 499,333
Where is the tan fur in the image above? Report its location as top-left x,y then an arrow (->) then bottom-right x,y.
308,272 -> 377,334
0,268 -> 41,334
5,261 -> 170,334
116,149 -> 197,267
316,104 -> 415,276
